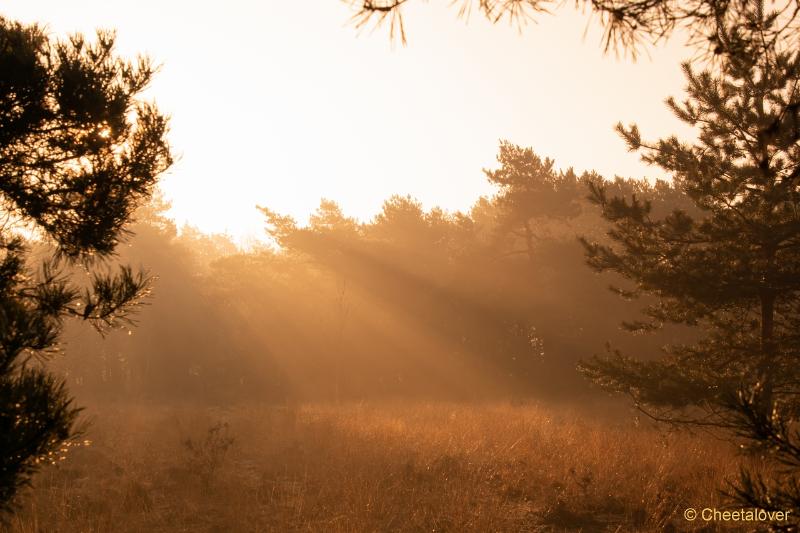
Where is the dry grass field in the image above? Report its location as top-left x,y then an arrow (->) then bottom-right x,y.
5,402 -> 752,532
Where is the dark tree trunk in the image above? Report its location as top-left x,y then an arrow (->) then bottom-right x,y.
758,243 -> 776,416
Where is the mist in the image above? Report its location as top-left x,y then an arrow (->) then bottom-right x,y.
4,2 -> 800,531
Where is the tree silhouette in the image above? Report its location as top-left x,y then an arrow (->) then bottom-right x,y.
483,141 -> 582,263
578,1 -> 800,519
347,0 -> 800,58
0,17 -> 171,513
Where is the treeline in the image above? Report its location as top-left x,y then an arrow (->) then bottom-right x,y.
54,142 -> 693,403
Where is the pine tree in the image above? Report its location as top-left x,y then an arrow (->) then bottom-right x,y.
348,0 -> 800,58
0,17 -> 171,513
578,1 -> 800,520
483,141 -> 581,263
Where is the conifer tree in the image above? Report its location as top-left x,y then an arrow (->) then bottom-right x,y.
578,1 -> 800,519
0,17 -> 171,513
348,0 -> 800,58
483,141 -> 581,262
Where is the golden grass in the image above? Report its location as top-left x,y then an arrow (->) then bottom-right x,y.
6,402 -> 749,532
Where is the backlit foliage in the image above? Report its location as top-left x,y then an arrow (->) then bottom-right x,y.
0,16 -> 171,514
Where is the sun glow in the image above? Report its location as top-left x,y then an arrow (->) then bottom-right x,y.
3,1 -> 693,244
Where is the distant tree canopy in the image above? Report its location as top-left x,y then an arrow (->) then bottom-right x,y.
484,141 -> 583,262
227,144 -> 684,401
55,135 -> 694,406
0,17 -> 171,513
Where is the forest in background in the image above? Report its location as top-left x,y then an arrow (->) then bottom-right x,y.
52,142 -> 691,405
5,2 -> 799,529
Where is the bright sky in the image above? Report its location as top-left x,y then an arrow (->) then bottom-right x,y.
4,1 -> 695,244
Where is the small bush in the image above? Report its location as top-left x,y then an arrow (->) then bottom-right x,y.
183,421 -> 235,489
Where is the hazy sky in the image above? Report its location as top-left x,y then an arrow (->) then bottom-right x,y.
4,1 -> 695,243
